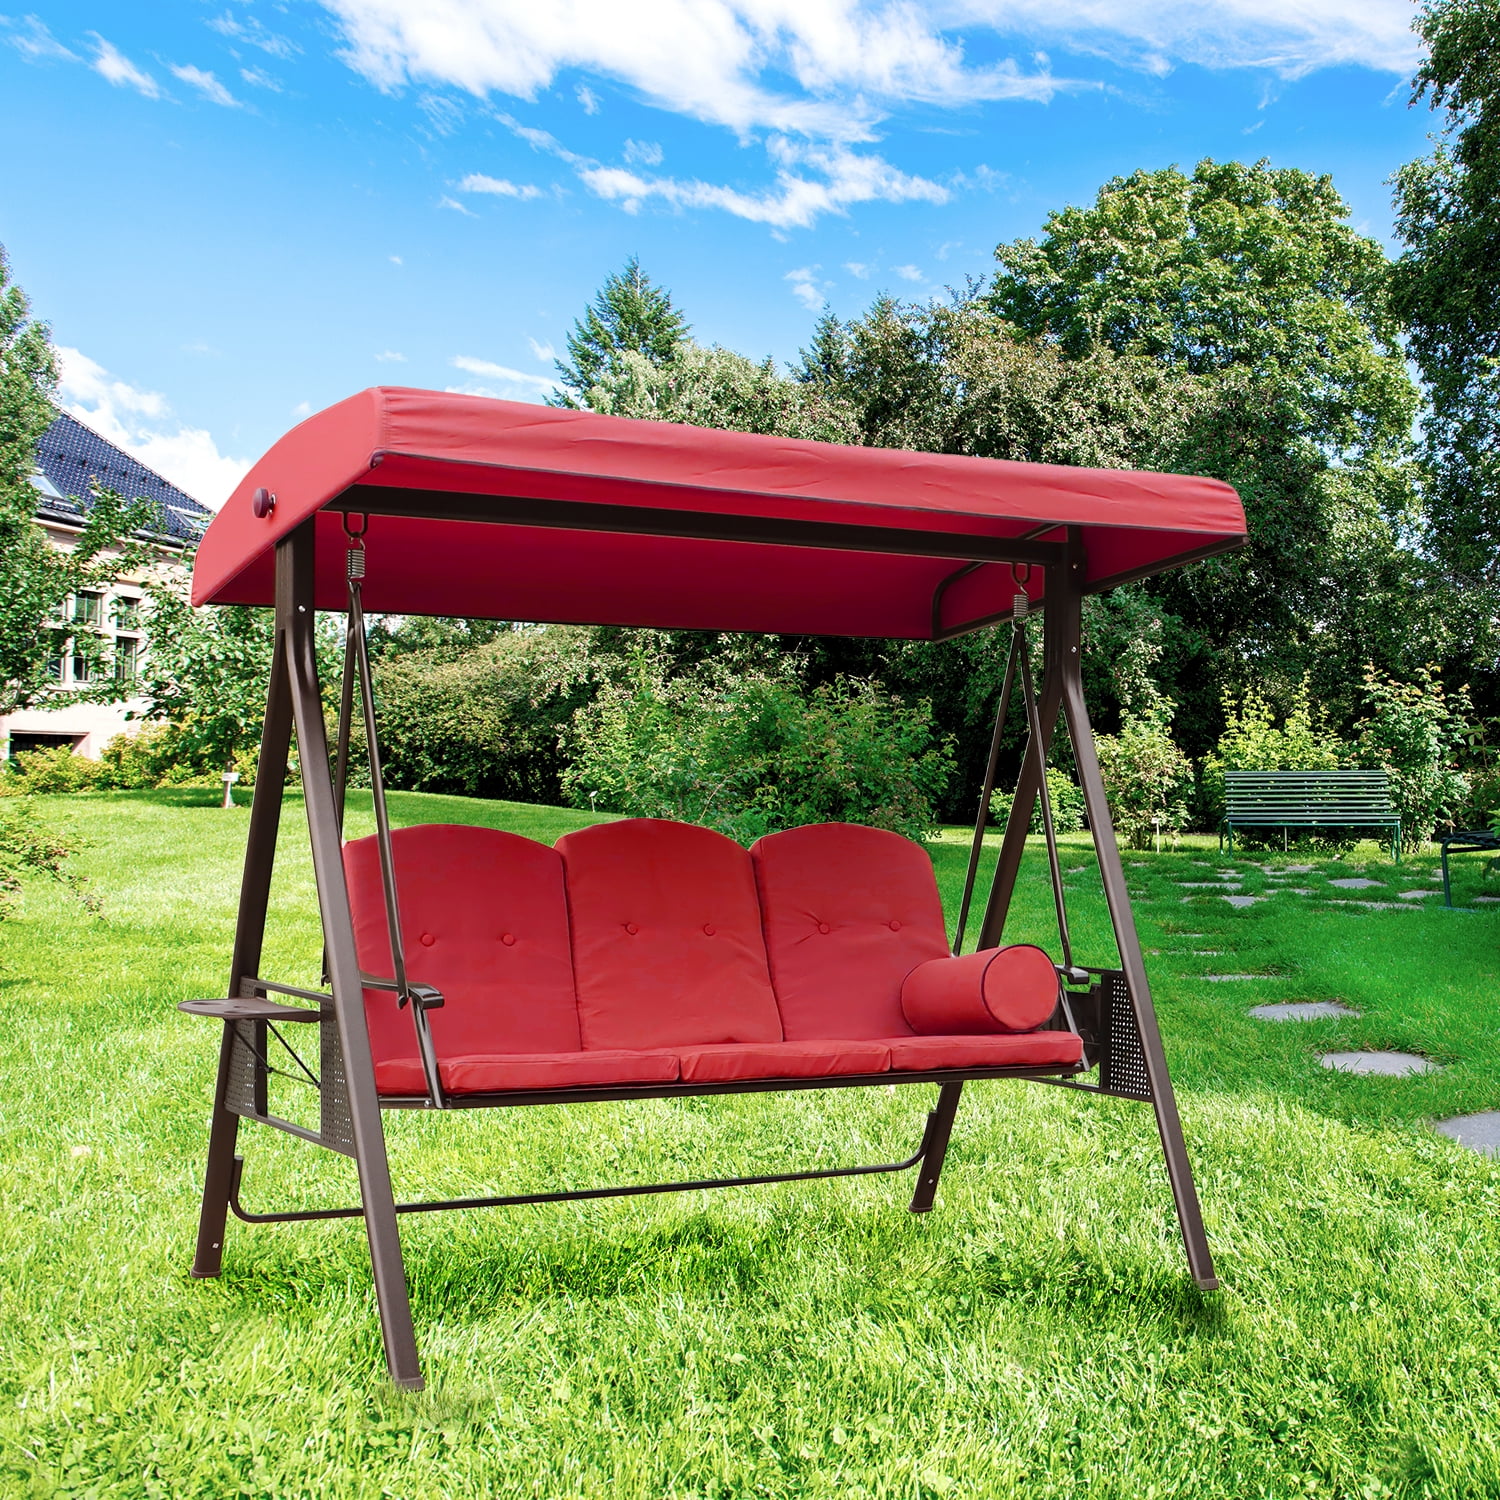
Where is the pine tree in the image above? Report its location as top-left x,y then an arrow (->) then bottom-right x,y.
553,256 -> 690,406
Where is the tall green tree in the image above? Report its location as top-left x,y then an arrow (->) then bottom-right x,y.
553,256 -> 690,405
1392,0 -> 1500,596
989,159 -> 1427,747
0,244 -> 157,718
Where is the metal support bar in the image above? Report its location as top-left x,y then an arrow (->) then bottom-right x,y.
908,1082 -> 964,1212
1050,533 -> 1217,1291
281,521 -> 425,1390
954,636 -> 1019,955
192,621 -> 293,1280
229,1126 -> 937,1224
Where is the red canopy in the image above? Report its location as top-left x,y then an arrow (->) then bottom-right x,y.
192,388 -> 1244,639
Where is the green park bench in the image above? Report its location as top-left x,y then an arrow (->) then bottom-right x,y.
1222,770 -> 1401,861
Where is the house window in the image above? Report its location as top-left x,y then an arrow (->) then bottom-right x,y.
113,595 -> 142,630
73,592 -> 103,627
70,650 -> 94,684
114,636 -> 141,680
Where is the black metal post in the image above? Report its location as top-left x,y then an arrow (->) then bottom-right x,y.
281,522 -> 425,1389
908,1082 -> 964,1213
192,619 -> 293,1279
1051,535 -> 1217,1290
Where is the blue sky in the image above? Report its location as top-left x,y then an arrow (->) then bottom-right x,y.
0,1 -> 1438,506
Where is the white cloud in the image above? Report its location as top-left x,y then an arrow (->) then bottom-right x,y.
3,15 -> 76,62
785,266 -> 827,311
580,140 -> 946,228
375,350 -> 407,362
438,194 -> 477,215
292,400 -> 313,417
449,355 -> 561,402
90,35 -> 160,98
171,64 -> 241,107
239,66 -> 283,91
458,172 -> 544,198
844,261 -> 870,278
624,138 -> 664,166
55,348 -> 251,510
207,10 -> 301,59
528,337 -> 556,362
576,83 -> 600,113
389,254 -> 404,264
894,263 -> 923,281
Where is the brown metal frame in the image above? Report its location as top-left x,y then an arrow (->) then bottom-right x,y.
187,509 -> 1217,1393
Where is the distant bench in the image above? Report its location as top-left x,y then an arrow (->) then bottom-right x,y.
1222,770 -> 1401,861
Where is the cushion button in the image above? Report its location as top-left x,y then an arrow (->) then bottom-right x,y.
625,922 -> 639,935
818,922 -> 831,934
703,924 -> 716,937
888,920 -> 902,931
501,933 -> 516,946
419,932 -> 436,947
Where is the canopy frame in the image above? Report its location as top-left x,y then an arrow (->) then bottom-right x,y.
185,506 -> 1218,1392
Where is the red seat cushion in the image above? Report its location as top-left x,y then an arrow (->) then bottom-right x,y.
557,819 -> 783,1050
752,824 -> 951,1040
901,945 -> 1059,1034
374,1048 -> 680,1097
346,825 -> 582,1085
676,1039 -> 890,1083
884,1032 -> 1083,1071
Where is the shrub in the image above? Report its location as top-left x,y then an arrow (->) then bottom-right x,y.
564,655 -> 954,844
1354,664 -> 1471,845
988,766 -> 1088,836
0,797 -> 94,919
1093,710 -> 1193,850
3,745 -> 101,794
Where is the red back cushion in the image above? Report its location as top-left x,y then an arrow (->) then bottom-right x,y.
557,819 -> 783,1050
752,823 -> 951,1040
345,824 -> 581,1074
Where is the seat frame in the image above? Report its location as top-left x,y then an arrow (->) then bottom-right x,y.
184,520 -> 1217,1391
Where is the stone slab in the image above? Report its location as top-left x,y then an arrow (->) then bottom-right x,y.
1320,1051 -> 1438,1076
1250,1002 -> 1359,1021
1434,1112 -> 1500,1155
1329,878 -> 1384,889
1205,973 -> 1261,981
1398,890 -> 1437,900
1223,895 -> 1264,907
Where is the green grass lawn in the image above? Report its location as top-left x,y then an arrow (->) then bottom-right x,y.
5,790 -> 1500,1498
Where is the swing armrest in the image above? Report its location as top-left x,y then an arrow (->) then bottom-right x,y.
359,974 -> 446,1010
902,945 -> 1060,1035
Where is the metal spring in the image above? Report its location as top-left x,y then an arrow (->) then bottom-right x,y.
347,546 -> 366,582
1013,591 -> 1029,621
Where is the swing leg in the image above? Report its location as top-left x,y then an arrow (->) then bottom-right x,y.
909,1083 -> 964,1213
282,524 -> 425,1390
193,627 -> 293,1278
1053,545 -> 1216,1290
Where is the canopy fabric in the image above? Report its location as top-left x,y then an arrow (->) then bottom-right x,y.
192,387 -> 1245,639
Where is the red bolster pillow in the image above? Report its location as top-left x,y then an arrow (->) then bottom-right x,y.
900,944 -> 1059,1035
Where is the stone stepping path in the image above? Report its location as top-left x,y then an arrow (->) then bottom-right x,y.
1204,973 -> 1263,982
1434,1113 -> 1500,1155
1223,895 -> 1263,908
1249,1001 -> 1359,1021
1397,890 -> 1438,900
1329,878 -> 1385,890
1320,1051 -> 1438,1076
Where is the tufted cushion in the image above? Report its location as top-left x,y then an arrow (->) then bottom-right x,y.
557,819 -> 784,1050
676,1039 -> 890,1083
374,1048 -> 680,1096
752,824 -> 951,1040
345,825 -> 582,1090
901,945 -> 1059,1034
884,1032 -> 1083,1071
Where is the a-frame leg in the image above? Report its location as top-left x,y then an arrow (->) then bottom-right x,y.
192,622 -> 293,1278
281,524 -> 425,1389
1051,552 -> 1217,1290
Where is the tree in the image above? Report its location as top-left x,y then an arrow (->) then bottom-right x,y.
1392,0 -> 1500,597
989,160 -> 1428,749
553,256 -> 690,405
0,244 -> 159,718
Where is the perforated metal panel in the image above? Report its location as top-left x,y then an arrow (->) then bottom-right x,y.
319,1010 -> 356,1156
223,1020 -> 260,1115
1097,972 -> 1153,1101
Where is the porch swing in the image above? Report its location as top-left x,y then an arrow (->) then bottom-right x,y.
180,387 -> 1245,1389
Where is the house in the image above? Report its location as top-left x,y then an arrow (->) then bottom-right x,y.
0,409 -> 214,759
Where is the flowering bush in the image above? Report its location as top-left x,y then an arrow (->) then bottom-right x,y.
1092,710 -> 1194,850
